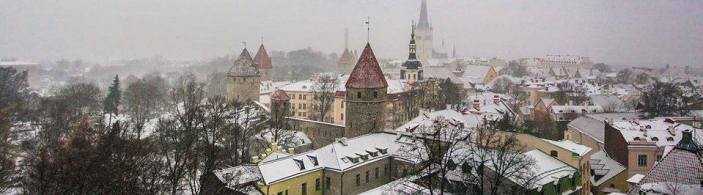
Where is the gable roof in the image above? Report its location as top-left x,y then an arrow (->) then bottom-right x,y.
253,44 -> 273,69
345,43 -> 388,89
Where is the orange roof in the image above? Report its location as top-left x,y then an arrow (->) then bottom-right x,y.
254,44 -> 273,69
345,43 -> 388,89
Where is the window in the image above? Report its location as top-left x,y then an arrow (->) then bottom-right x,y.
550,150 -> 558,157
375,167 -> 379,179
656,155 -> 662,161
325,177 -> 331,190
638,155 -> 647,167
315,178 -> 321,191
341,113 -> 344,120
365,171 -> 369,183
303,95 -> 307,100
298,94 -> 302,99
355,174 -> 360,186
301,183 -> 307,195
357,92 -> 361,98
277,192 -> 282,195
341,101 -> 344,108
373,91 -> 378,98
292,94 -> 295,99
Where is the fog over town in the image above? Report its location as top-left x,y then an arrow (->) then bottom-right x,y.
1,1 -> 702,195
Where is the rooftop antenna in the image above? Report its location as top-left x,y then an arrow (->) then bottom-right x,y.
365,16 -> 370,43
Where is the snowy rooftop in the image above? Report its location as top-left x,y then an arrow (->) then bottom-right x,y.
394,109 -> 480,139
589,150 -> 626,186
256,132 -> 418,185
522,150 -> 577,189
358,178 -> 432,195
543,139 -> 592,156
551,105 -> 603,114
278,76 -> 410,94
610,118 -> 696,147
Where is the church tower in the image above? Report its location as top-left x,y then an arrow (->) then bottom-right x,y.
226,48 -> 260,102
337,28 -> 357,75
344,43 -> 387,138
401,24 -> 423,83
415,0 -> 433,64
253,44 -> 273,81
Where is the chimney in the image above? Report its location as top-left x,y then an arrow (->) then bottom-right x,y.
493,95 -> 500,104
675,130 -> 700,152
472,99 -> 481,110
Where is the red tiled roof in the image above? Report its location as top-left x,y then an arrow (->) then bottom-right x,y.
254,44 -> 273,69
271,90 -> 290,101
345,43 -> 388,89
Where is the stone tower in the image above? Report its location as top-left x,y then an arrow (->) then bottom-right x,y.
344,43 -> 388,138
253,44 -> 273,81
337,28 -> 357,75
415,0 -> 433,64
270,89 -> 291,129
400,24 -> 423,83
226,48 -> 260,102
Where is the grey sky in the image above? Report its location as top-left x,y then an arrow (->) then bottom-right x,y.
1,0 -> 702,67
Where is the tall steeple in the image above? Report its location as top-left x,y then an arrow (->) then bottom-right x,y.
401,24 -> 423,82
418,0 -> 430,29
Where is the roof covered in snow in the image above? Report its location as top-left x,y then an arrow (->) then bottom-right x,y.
590,150 -> 626,186
543,139 -> 592,156
610,118 -> 696,147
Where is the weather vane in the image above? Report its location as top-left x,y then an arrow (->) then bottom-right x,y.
365,16 -> 370,42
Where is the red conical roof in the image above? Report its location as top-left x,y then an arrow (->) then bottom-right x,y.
254,44 -> 273,69
345,43 -> 388,89
271,89 -> 290,101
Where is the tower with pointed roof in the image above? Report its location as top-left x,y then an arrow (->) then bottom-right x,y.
415,0 -> 433,64
344,43 -> 387,138
253,44 -> 273,81
226,48 -> 261,102
270,89 -> 291,129
337,28 -> 357,75
401,25 -> 424,83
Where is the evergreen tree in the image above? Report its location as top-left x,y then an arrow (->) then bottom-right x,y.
104,75 -> 121,115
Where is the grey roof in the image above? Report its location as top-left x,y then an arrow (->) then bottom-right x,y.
628,146 -> 703,194
228,48 -> 260,77
567,112 -> 641,143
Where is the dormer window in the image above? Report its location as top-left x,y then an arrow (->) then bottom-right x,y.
633,137 -> 641,141
348,157 -> 360,163
651,137 -> 659,142
293,159 -> 305,170
358,154 -> 369,161
376,147 -> 388,154
307,155 -> 318,166
667,137 -> 674,141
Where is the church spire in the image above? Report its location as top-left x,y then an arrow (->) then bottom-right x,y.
408,23 -> 417,60
418,0 -> 430,29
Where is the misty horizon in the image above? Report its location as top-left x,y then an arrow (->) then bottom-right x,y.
1,0 -> 702,67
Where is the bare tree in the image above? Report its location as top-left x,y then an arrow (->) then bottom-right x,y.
156,74 -> 205,195
123,74 -> 167,138
310,74 -> 338,122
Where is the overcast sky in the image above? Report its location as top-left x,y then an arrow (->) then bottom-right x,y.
1,0 -> 702,67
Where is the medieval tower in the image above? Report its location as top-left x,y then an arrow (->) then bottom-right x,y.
401,25 -> 424,83
270,89 -> 291,129
337,28 -> 357,75
344,43 -> 387,138
253,44 -> 273,81
415,0 -> 433,64
226,48 -> 261,102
